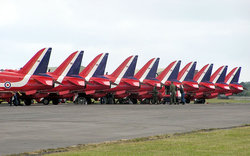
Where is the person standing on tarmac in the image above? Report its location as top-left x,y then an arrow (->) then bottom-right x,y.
12,93 -> 21,106
152,84 -> 158,104
164,85 -> 170,104
170,81 -> 176,104
180,85 -> 185,104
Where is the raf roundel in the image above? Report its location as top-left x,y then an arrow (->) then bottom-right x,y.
4,82 -> 11,89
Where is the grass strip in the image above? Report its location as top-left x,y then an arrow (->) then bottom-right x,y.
7,124 -> 250,156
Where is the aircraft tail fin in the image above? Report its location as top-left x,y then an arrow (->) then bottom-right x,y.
202,64 -> 213,82
145,58 -> 160,80
121,55 -> 138,79
157,60 -> 181,83
79,53 -> 109,81
210,65 -> 228,84
194,64 -> 213,83
110,55 -> 138,80
52,51 -> 84,77
92,53 -> 109,78
135,58 -> 160,81
18,48 -> 52,75
178,62 -> 197,82
225,67 -> 241,84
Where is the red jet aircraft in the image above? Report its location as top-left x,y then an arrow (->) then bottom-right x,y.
39,51 -> 85,105
157,60 -> 182,87
103,55 -> 140,103
74,53 -> 111,104
155,60 -> 182,103
128,58 -> 161,103
225,67 -> 243,96
192,64 -> 215,103
210,65 -> 230,97
177,62 -> 199,92
0,48 -> 54,105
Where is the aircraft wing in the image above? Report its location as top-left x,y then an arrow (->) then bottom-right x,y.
67,77 -> 85,86
34,77 -> 53,86
124,80 -> 140,87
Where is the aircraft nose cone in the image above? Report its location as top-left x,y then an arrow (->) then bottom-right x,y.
111,84 -> 117,88
133,82 -> 140,87
224,86 -> 230,90
238,86 -> 243,90
46,80 -> 53,86
209,85 -> 215,89
157,83 -> 161,87
192,84 -> 199,88
103,81 -> 110,86
79,81 -> 85,86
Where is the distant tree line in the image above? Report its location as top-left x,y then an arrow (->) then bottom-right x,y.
236,82 -> 250,96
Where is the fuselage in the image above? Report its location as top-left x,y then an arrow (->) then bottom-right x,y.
0,71 -> 53,92
103,76 -> 140,98
41,73 -> 85,93
129,79 -> 162,99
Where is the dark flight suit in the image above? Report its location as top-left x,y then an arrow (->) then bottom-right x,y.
164,85 -> 170,104
152,85 -> 158,104
170,83 -> 176,104
180,85 -> 185,104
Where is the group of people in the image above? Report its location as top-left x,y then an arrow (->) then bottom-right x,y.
151,82 -> 186,105
169,81 -> 185,104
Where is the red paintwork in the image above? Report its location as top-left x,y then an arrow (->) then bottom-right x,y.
194,64 -> 209,81
225,67 -> 243,95
228,84 -> 243,94
177,62 -> 192,81
32,51 -> 85,101
103,56 -> 140,98
84,77 -> 110,91
211,66 -> 230,94
182,81 -> 199,92
178,62 -> 199,93
134,58 -> 161,92
135,58 -> 155,79
157,61 -> 177,82
197,82 -> 215,93
74,53 -> 111,97
210,66 -> 224,83
0,48 -> 54,99
193,64 -> 215,98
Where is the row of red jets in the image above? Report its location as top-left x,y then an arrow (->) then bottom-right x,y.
0,48 -> 243,105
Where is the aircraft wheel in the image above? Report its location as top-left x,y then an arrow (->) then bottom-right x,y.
145,98 -> 150,104
127,98 -> 133,104
185,98 -> 190,104
107,97 -> 114,104
131,98 -> 137,104
86,97 -> 92,104
100,97 -> 107,104
24,99 -> 32,106
118,99 -> 124,104
52,99 -> 59,105
194,99 -> 205,104
141,99 -> 146,104
77,97 -> 87,105
61,99 -> 66,103
12,100 -> 18,106
43,99 -> 50,105
194,99 -> 197,104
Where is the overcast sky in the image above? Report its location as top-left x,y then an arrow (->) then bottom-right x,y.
0,0 -> 249,81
